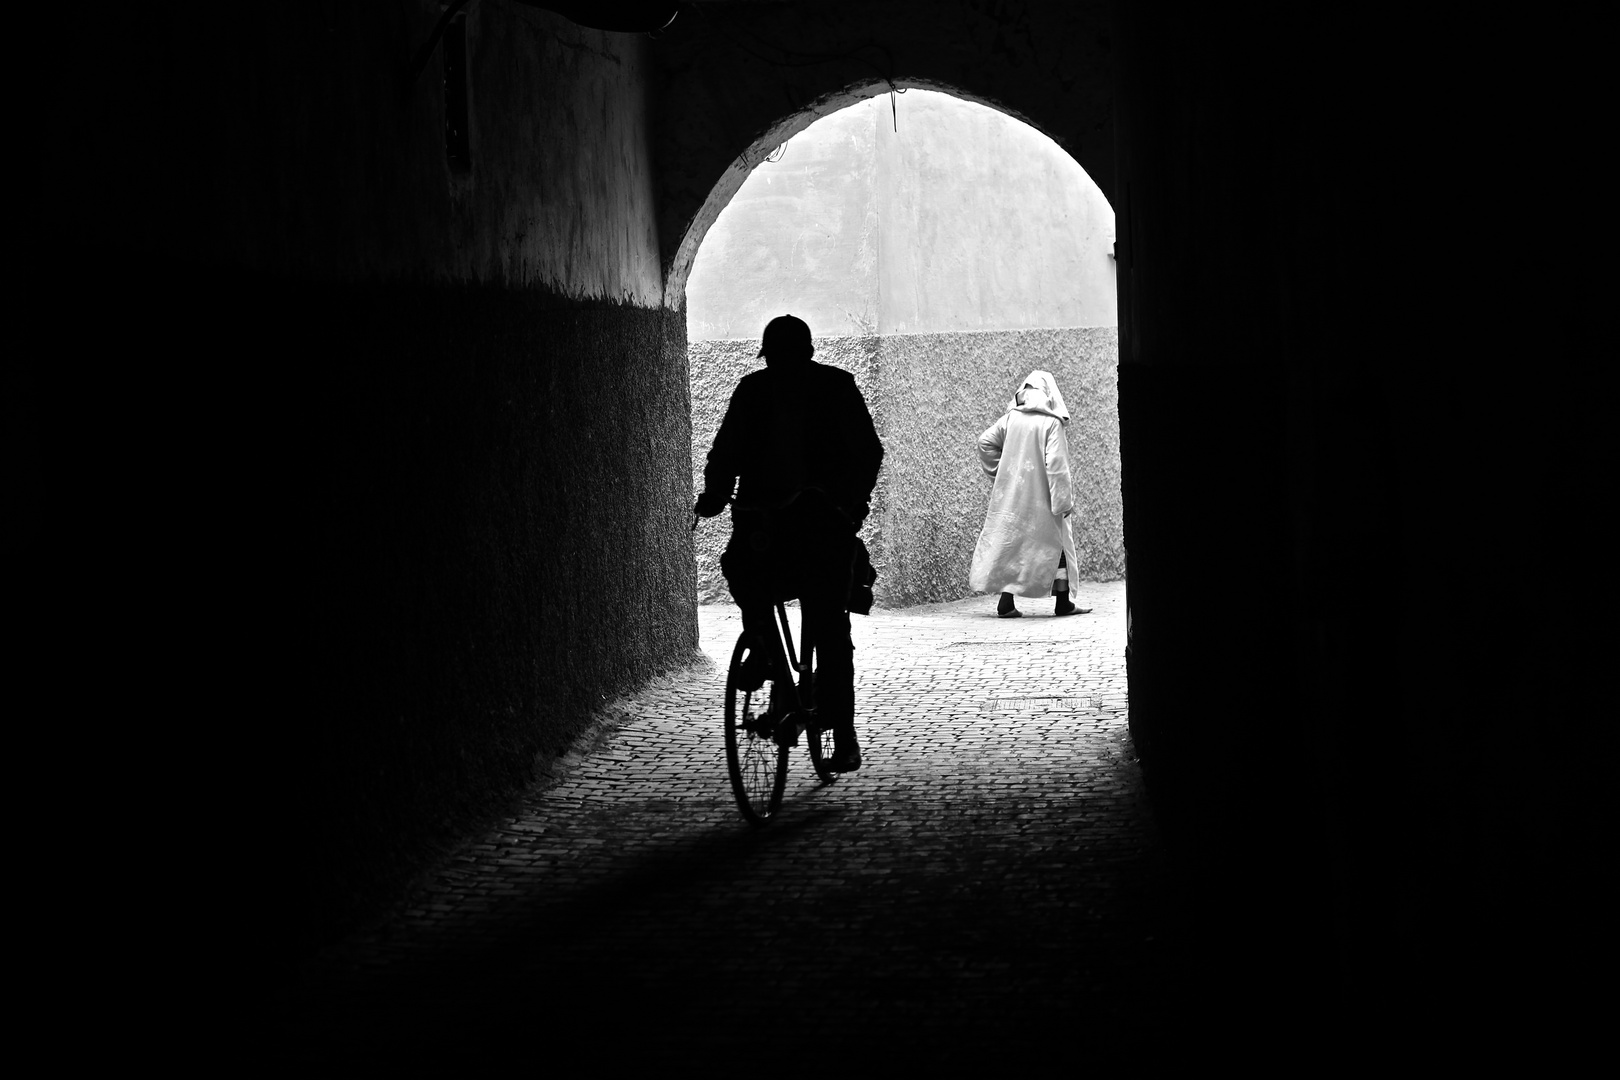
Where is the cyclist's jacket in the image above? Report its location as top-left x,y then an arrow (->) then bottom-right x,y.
703,360 -> 884,515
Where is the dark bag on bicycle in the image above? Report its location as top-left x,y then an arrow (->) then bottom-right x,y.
847,536 -> 877,616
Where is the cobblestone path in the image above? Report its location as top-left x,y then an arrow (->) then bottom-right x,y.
281,581 -> 1188,1067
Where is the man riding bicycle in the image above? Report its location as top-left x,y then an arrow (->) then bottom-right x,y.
693,315 -> 884,773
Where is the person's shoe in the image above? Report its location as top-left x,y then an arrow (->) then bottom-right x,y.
997,606 -> 1023,618
734,650 -> 769,692
829,742 -> 862,773
1054,596 -> 1091,616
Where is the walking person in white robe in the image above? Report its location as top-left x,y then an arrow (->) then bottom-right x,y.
969,370 -> 1092,618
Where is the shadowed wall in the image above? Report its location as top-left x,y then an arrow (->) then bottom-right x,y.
275,284 -> 694,937
46,4 -> 698,944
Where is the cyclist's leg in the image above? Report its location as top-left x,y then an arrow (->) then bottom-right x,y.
799,522 -> 859,765
721,525 -> 786,690
808,601 -> 854,736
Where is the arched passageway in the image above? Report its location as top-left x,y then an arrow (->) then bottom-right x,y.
284,86 -> 1154,1057
683,88 -> 1123,608
41,3 -> 1580,1056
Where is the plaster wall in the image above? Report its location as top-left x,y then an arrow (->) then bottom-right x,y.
688,92 -> 1116,339
686,105 -> 883,340
871,92 -> 1116,334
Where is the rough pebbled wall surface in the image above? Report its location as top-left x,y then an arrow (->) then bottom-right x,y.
50,7 -> 696,947
256,282 -> 699,943
874,327 -> 1123,605
690,327 -> 1120,608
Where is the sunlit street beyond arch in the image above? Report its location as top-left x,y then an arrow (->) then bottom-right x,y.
687,90 -> 1124,610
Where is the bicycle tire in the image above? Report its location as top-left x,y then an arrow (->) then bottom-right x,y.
725,634 -> 790,825
806,723 -> 838,784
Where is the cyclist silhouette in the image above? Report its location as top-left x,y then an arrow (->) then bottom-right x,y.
694,315 -> 884,772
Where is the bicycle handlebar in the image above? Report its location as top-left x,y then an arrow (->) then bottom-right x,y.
693,488 -> 861,531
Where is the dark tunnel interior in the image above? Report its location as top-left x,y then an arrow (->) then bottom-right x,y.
24,0 -> 1602,1064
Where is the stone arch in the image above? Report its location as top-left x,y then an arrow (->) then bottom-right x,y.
649,3 -> 1117,308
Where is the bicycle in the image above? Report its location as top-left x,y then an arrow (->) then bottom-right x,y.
694,494 -> 845,826
723,593 -> 840,825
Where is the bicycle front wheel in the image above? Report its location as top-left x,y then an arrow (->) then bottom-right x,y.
725,635 -> 790,825
802,645 -> 839,784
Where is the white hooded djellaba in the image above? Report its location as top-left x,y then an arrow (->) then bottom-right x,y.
969,370 -> 1079,597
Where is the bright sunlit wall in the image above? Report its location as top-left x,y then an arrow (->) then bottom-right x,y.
689,90 -> 1123,606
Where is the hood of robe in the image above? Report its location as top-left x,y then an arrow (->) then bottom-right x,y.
1008,369 -> 1070,425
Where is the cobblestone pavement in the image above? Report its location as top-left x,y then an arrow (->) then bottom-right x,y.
279,581 -> 1191,1067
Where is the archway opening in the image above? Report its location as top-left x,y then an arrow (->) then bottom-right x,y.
683,88 -> 1122,610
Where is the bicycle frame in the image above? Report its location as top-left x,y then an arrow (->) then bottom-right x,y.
700,497 -> 844,825
774,600 -> 813,696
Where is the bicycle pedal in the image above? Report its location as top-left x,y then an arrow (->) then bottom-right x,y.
774,714 -> 803,748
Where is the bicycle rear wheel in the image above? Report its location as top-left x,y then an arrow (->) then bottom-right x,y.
725,635 -> 790,825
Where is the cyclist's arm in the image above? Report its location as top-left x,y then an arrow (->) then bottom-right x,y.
697,385 -> 751,514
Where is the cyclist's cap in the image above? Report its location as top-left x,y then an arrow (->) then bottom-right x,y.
758,314 -> 812,358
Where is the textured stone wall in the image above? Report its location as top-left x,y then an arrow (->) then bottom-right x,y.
874,327 -> 1123,605
275,285 -> 695,941
48,6 -> 697,946
690,326 -> 1120,609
